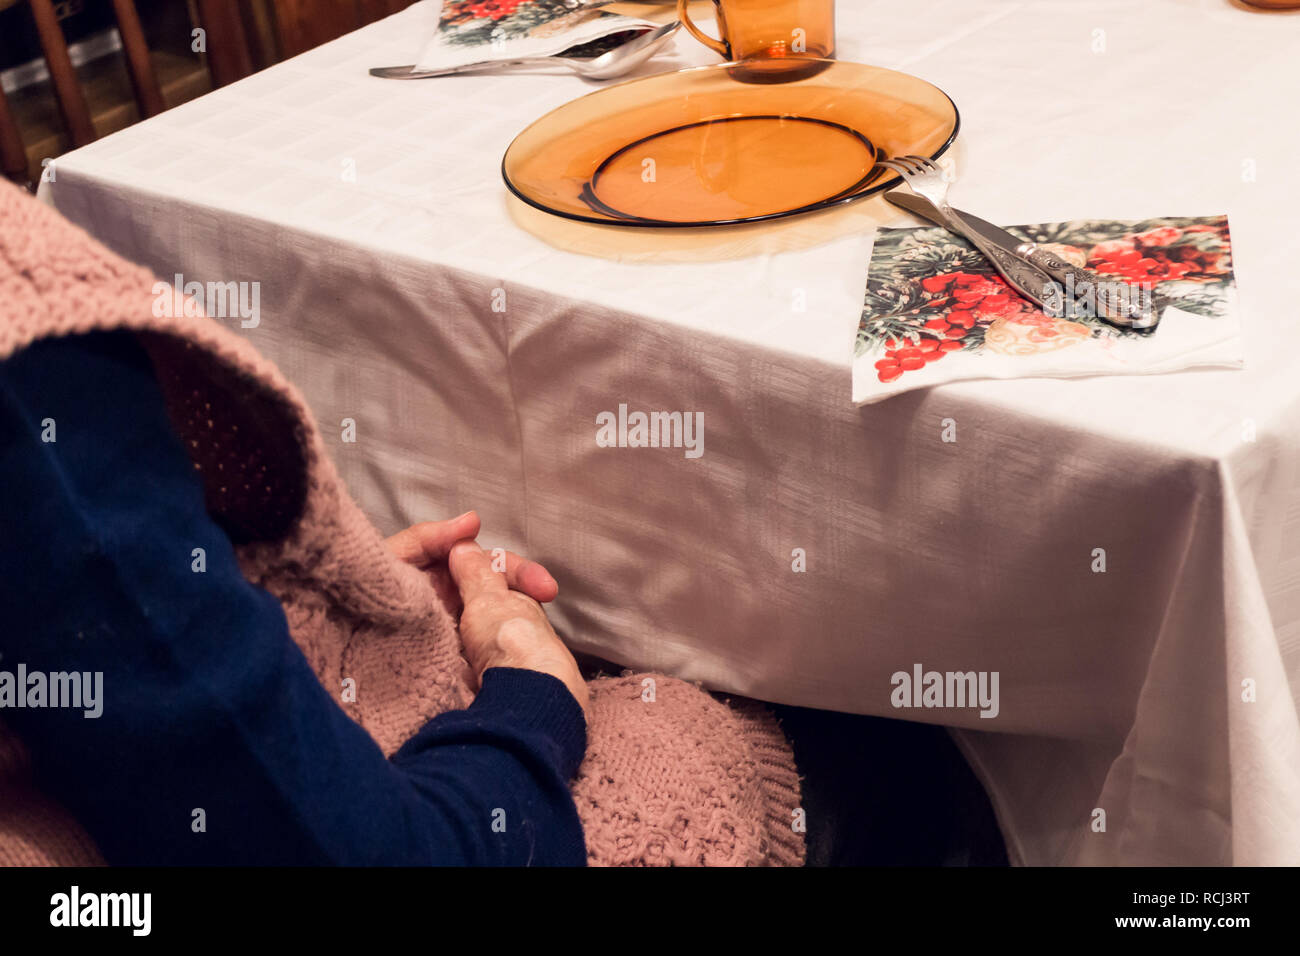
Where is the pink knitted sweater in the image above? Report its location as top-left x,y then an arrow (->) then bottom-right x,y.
0,182 -> 804,867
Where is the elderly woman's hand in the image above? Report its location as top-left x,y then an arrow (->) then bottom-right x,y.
448,540 -> 589,721
385,511 -> 558,617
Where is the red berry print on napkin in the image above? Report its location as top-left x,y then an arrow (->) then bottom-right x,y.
857,215 -> 1235,384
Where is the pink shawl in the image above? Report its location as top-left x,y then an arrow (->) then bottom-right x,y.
0,182 -> 803,866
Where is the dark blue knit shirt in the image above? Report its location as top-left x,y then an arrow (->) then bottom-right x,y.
0,331 -> 587,866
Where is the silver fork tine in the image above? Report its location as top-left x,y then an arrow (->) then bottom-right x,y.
877,158 -> 916,178
880,156 -> 943,194
897,155 -> 934,176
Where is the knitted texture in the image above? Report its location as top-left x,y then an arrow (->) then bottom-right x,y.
574,675 -> 804,866
0,182 -> 804,867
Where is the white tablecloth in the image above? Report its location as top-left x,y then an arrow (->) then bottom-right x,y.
40,0 -> 1300,866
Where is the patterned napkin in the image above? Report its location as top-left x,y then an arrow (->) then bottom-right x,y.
415,1 -> 660,72
853,215 -> 1241,405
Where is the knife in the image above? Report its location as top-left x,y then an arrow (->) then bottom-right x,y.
884,191 -> 1162,333
881,189 -> 1061,319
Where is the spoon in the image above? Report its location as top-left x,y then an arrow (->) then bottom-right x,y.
369,21 -> 680,81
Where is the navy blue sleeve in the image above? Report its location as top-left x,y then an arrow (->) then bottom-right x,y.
0,331 -> 586,866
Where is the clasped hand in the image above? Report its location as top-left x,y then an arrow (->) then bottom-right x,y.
386,511 -> 588,720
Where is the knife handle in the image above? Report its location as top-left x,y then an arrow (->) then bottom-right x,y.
1020,246 -> 1160,332
916,202 -> 1057,309
975,242 -> 1060,307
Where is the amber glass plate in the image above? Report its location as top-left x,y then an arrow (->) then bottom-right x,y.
502,58 -> 959,227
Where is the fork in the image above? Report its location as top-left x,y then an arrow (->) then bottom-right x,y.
877,155 -> 1057,310
881,155 -> 1158,329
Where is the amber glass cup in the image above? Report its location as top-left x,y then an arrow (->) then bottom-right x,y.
677,0 -> 836,80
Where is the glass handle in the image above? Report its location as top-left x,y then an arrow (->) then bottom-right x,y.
676,0 -> 730,58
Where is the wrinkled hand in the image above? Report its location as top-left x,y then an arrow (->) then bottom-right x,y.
448,539 -> 588,721
385,511 -> 558,619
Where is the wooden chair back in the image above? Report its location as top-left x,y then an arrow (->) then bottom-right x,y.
0,0 -> 164,183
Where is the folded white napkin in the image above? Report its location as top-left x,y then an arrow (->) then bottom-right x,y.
416,0 -> 659,72
852,215 -> 1242,405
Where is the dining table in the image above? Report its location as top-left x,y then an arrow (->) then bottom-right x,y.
39,0 -> 1300,866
